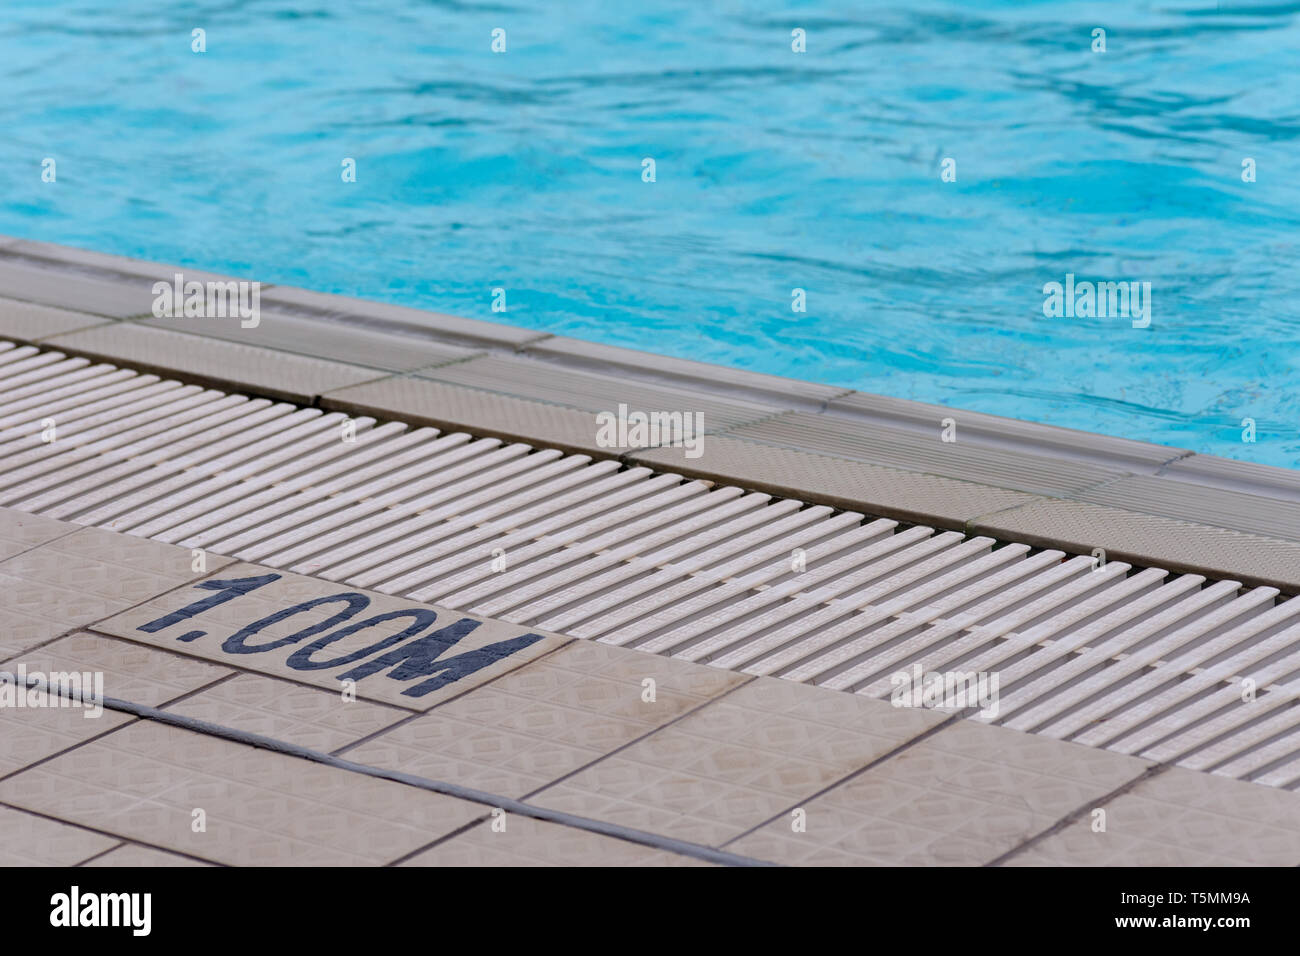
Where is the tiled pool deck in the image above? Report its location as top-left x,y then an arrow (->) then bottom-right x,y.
2,237 -> 1299,866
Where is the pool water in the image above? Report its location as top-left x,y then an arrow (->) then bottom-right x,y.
2,1 -> 1298,467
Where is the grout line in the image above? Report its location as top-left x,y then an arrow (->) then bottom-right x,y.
74,841 -> 126,867
0,712 -> 139,785
816,388 -> 857,413
13,672 -> 776,867
84,623 -> 421,716
518,674 -> 759,802
0,800 -> 224,867
718,712 -> 964,849
329,638 -> 578,757
383,813 -> 492,866
156,671 -> 240,709
0,623 -> 101,668
983,763 -> 1172,867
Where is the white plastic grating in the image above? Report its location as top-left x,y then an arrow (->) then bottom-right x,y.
4,338 -> 1300,790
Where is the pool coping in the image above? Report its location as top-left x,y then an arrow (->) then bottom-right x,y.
1,234 -> 1298,594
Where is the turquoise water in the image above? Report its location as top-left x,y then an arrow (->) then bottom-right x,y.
2,1 -> 1298,467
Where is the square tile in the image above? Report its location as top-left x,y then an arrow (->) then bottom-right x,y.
7,631 -> 229,707
0,804 -> 118,865
165,673 -> 403,752
0,720 -> 483,865
1009,768 -> 1300,866
528,677 -> 944,845
0,701 -> 132,777
729,718 -> 1150,865
346,640 -> 746,797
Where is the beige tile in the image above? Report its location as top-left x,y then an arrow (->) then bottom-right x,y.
0,571 -> 135,640
630,434 -> 1040,531
827,389 -> 1183,472
0,255 -> 156,318
165,673 -> 402,752
402,813 -> 711,867
0,804 -> 119,865
94,562 -> 568,711
9,631 -> 229,707
0,506 -> 77,554
0,297 -> 112,343
0,526 -> 220,607
322,375 -> 628,458
730,411 -> 1123,499
0,720 -> 483,865
0,701 -> 132,777
528,677 -> 945,845
260,284 -> 540,348
0,607 -> 77,660
1008,768 -> 1300,866
971,497 -> 1300,594
346,640 -> 746,797
413,354 -> 786,430
729,718 -> 1150,865
82,843 -> 215,867
42,324 -> 387,404
524,335 -> 846,403
1077,474 -> 1300,543
136,308 -> 480,373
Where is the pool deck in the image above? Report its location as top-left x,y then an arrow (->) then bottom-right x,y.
3,236 -> 1300,867
1,234 -> 1297,593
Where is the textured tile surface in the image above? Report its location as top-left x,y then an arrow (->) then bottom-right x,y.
0,525 -> 222,606
827,390 -> 1185,473
8,631 -> 229,707
1005,768 -> 1300,866
43,323 -> 387,404
137,309 -> 480,373
0,297 -> 112,342
0,720 -> 483,865
972,497 -> 1300,592
414,354 -> 786,430
1076,474 -> 1300,542
0,705 -> 132,778
82,843 -> 215,867
323,375 -> 644,457
0,804 -> 118,865
94,561 -> 568,710
729,411 -> 1122,498
261,285 -> 540,347
632,434 -> 1041,529
346,640 -> 746,797
165,673 -> 402,752
525,334 -> 847,404
0,506 -> 75,558
730,717 -> 1149,865
529,677 -> 945,846
402,813 -> 711,867
0,255 -> 158,317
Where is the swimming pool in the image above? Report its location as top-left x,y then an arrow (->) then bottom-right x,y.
2,0 -> 1297,467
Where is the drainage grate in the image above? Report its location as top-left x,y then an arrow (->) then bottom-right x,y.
4,338 -> 1300,790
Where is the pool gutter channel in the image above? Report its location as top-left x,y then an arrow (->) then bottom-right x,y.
10,327 -> 1300,790
0,235 -> 1299,595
